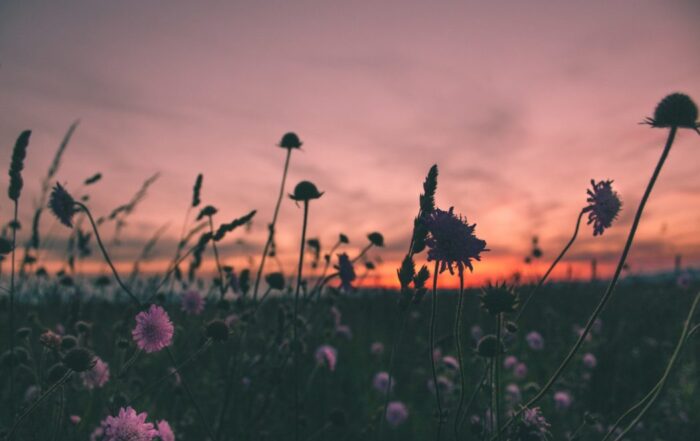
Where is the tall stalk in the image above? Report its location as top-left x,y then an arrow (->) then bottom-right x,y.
494,313 -> 503,441
293,199 -> 310,441
452,270 -> 466,440
429,261 -> 443,441
8,202 -> 18,429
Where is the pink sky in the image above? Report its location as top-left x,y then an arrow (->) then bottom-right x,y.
1,1 -> 699,287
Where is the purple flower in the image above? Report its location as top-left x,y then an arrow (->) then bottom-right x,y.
81,356 -> 110,389
90,426 -> 104,441
583,353 -> 597,369
423,207 -> 488,275
224,314 -> 240,328
583,180 -> 622,236
428,375 -> 454,395
385,401 -> 409,427
526,331 -> 544,351
514,407 -> 551,440
101,407 -> 158,441
372,371 -> 394,394
514,362 -> 528,379
554,390 -> 573,411
336,253 -> 356,291
370,342 -> 385,356
442,355 -> 460,370
503,355 -> 518,370
132,305 -> 174,353
315,345 -> 338,371
156,420 -> 175,441
677,272 -> 692,290
180,290 -> 204,315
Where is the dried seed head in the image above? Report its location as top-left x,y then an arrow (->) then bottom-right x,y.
48,183 -> 78,227
8,130 -> 31,201
47,363 -> 69,384
279,132 -> 303,149
62,347 -> 96,372
289,181 -> 324,201
205,319 -> 229,342
480,282 -> 519,316
644,93 -> 699,132
367,232 -> 384,247
60,335 -> 79,350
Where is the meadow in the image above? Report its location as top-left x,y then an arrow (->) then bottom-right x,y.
1,93 -> 699,441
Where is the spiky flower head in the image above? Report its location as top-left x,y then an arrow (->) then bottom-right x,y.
180,290 -> 204,315
339,233 -> 349,244
314,344 -> 338,371
62,347 -> 96,372
643,93 -> 699,133
279,132 -> 303,149
583,180 -> 621,236
480,282 -> 519,316
101,407 -> 158,441
289,181 -> 323,201
423,207 -> 488,275
385,401 -> 409,427
336,253 -> 356,291
48,183 -> 78,227
131,304 -> 174,353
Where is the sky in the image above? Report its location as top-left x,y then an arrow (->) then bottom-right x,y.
1,1 -> 699,288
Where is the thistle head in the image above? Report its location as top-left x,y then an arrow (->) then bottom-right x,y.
422,207 -> 488,275
62,347 -> 96,372
644,93 -> 699,133
48,183 -> 78,227
279,132 -> 303,149
289,181 -> 323,201
480,282 -> 519,316
583,180 -> 622,236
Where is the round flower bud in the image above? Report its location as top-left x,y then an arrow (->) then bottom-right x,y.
479,282 -> 519,316
476,335 -> 505,358
62,347 -> 96,372
367,232 -> 384,247
265,272 -> 285,291
205,319 -> 229,342
645,93 -> 699,130
279,132 -> 303,149
47,363 -> 69,384
60,335 -> 79,350
289,181 -> 324,201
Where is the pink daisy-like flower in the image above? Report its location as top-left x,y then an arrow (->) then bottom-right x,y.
514,362 -> 528,379
156,420 -> 175,441
101,407 -> 158,441
180,290 -> 204,315
503,355 -> 518,370
315,345 -> 338,371
132,305 -> 174,353
81,356 -> 110,389
386,401 -> 409,427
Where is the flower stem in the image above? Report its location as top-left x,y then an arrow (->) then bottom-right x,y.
207,215 -> 226,298
253,148 -> 292,301
494,313 -> 503,441
8,201 -> 18,431
453,270 -> 466,440
516,210 -> 585,322
429,260 -> 443,441
495,126 -> 678,440
293,200 -> 310,441
378,306 -> 410,440
6,370 -> 72,438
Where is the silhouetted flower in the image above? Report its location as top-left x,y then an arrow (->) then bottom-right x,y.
205,319 -> 229,342
315,345 -> 338,371
583,180 -> 621,236
289,181 -> 323,201
643,93 -> 699,133
423,207 -> 488,275
336,253 -> 356,291
81,356 -> 110,389
180,290 -> 204,315
480,282 -> 519,315
101,407 -> 158,441
156,420 -> 175,441
49,183 -> 77,227
386,401 -> 409,427
477,335 -> 504,358
279,132 -> 303,149
367,232 -> 384,247
132,305 -> 174,353
266,272 -> 285,290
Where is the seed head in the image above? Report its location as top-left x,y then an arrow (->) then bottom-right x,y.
205,319 -> 230,342
644,93 -> 699,132
265,272 -> 285,290
367,232 -> 384,247
476,335 -> 504,358
279,132 -> 303,149
48,183 -> 78,227
289,181 -> 323,201
8,130 -> 31,201
62,347 -> 96,372
480,282 -> 519,316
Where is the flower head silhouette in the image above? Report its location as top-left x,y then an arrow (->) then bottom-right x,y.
423,207 -> 488,275
583,180 -> 622,236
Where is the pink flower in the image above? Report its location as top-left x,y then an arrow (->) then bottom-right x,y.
90,426 -> 104,441
554,391 -> 573,411
514,362 -> 528,379
583,353 -> 597,369
157,420 -> 175,441
224,314 -> 240,328
503,355 -> 518,370
372,371 -> 393,394
370,342 -> 384,356
315,345 -> 338,371
81,356 -> 110,389
526,331 -> 544,351
101,407 -> 158,441
180,290 -> 204,315
335,324 -> 353,340
386,401 -> 409,427
132,305 -> 174,353
505,383 -> 521,404
442,355 -> 459,370
70,415 -> 81,425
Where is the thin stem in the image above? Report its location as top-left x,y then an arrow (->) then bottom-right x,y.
429,260 -> 443,441
495,126 -> 678,440
453,270 -> 466,440
378,306 -> 411,439
494,313 -> 502,441
6,370 -> 72,438
76,203 -> 140,306
253,148 -> 292,300
207,216 -> 226,298
516,210 -> 585,321
8,201 -> 18,430
351,243 -> 373,264
457,363 -> 489,434
293,200 -> 310,441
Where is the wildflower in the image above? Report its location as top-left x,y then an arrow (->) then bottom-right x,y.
48,183 -> 78,227
370,342 -> 384,356
224,314 -> 240,328
372,371 -> 394,394
511,407 -> 551,441
70,415 -> 82,425
330,306 -> 342,327
132,305 -> 174,353
367,232 -> 384,247
554,390 -> 573,411
279,132 -> 303,149
101,407 -> 158,441
677,271 -> 692,290
336,253 -> 356,291
428,375 -> 455,395
504,355 -> 518,370
477,335 -> 504,358
156,420 -> 175,441
63,347 -> 96,372
315,345 -> 338,371
81,356 -> 110,389
422,207 -> 488,275
643,92 -> 699,132
39,329 -> 62,349
385,401 -> 409,427
442,355 -> 460,370
514,362 -> 528,379
583,180 -> 622,236
289,181 -> 323,201
61,335 -> 78,350
583,353 -> 597,369
480,282 -> 519,315
90,426 -> 105,441
470,325 -> 483,342
526,331 -> 544,351
180,290 -> 204,315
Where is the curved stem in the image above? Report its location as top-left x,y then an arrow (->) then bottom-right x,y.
378,306 -> 410,439
253,148 -> 292,300
429,260 -> 443,441
6,370 -> 72,438
494,313 -> 503,441
516,210 -> 585,321
495,126 -> 678,440
8,201 -> 18,430
453,270 -> 466,440
293,200 -> 310,441
76,203 -> 140,306
351,243 -> 373,264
